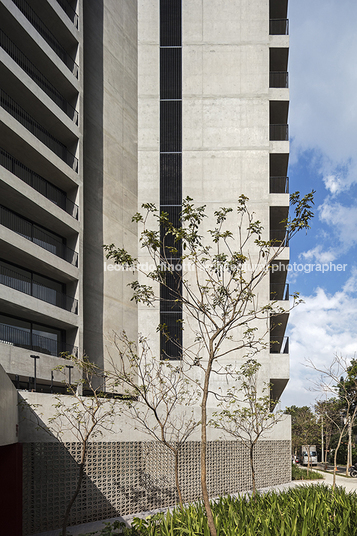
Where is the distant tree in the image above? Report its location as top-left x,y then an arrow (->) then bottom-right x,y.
315,398 -> 343,464
211,359 -> 284,497
306,354 -> 357,487
285,405 -> 319,472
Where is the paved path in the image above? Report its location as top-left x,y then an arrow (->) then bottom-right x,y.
31,471 -> 357,536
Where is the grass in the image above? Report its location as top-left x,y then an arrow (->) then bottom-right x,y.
81,484 -> 357,536
292,463 -> 324,481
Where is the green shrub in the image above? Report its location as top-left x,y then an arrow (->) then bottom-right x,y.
81,484 -> 357,536
292,463 -> 323,481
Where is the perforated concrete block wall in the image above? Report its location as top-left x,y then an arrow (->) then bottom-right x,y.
22,440 -> 291,535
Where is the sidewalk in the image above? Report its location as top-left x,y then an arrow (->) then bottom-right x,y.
31,472 -> 357,536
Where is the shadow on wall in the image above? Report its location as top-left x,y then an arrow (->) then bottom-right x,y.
83,0 -> 105,369
19,397 -> 180,535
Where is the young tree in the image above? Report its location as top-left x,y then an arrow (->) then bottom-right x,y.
104,192 -> 314,536
21,355 -> 117,536
211,359 -> 284,497
306,354 -> 357,488
285,405 -> 320,472
108,331 -> 200,508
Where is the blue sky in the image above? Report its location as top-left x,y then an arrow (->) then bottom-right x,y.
280,0 -> 357,408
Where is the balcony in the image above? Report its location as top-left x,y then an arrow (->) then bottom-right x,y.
0,30 -> 78,124
270,176 -> 289,193
0,260 -> 78,313
270,124 -> 289,141
270,282 -> 289,301
0,205 -> 78,266
55,0 -> 79,29
0,148 -> 78,219
12,0 -> 79,78
0,322 -> 77,357
0,89 -> 78,171
270,335 -> 289,354
270,71 -> 288,89
269,19 -> 289,35
270,228 -> 289,246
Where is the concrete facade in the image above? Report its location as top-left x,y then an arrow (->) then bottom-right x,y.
0,1 -> 292,531
0,363 -> 18,446
138,0 -> 290,405
0,0 -> 84,391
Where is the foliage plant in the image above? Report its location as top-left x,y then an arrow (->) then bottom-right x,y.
80,485 -> 357,536
104,193 -> 314,536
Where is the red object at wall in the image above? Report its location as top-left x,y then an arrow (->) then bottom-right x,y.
0,443 -> 22,536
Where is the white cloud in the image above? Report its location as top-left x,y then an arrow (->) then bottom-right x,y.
289,0 -> 357,191
281,278 -> 357,408
298,199 -> 357,262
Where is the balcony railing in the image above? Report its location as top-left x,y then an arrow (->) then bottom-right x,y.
0,205 -> 78,266
0,30 -> 78,124
270,71 -> 289,88
270,283 -> 289,301
270,19 -> 289,35
270,228 -> 289,246
270,176 -> 289,194
55,0 -> 79,29
0,89 -> 78,172
0,323 -> 77,357
270,124 -> 289,141
0,148 -> 78,219
0,262 -> 78,313
270,336 -> 289,354
12,0 -> 79,78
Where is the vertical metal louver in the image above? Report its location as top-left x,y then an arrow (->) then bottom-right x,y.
160,0 -> 182,359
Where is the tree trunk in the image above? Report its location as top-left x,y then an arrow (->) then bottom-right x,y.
61,442 -> 87,536
201,357 -> 216,536
174,451 -> 184,509
346,417 -> 352,476
250,444 -> 256,498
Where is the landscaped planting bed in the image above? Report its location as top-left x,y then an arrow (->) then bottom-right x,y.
82,484 -> 357,536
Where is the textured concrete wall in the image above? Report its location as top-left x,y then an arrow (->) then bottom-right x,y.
0,364 -> 18,446
83,0 -> 138,372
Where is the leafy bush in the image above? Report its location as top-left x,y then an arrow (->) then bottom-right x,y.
292,463 -> 323,481
81,485 -> 357,536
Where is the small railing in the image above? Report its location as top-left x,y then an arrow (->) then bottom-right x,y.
0,148 -> 78,219
270,176 -> 289,194
0,90 -> 78,172
12,0 -> 79,78
270,124 -> 289,141
55,0 -> 79,29
0,30 -> 78,124
270,283 -> 289,301
270,71 -> 289,88
0,205 -> 78,266
0,261 -> 78,313
0,323 -> 77,357
270,336 -> 289,354
270,18 -> 289,35
270,228 -> 289,246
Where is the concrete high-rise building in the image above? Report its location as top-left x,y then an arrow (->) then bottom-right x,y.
0,1 -> 291,533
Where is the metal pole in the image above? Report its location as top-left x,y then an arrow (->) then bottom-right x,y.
321,415 -> 324,464
50,371 -> 54,394
30,354 -> 40,391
